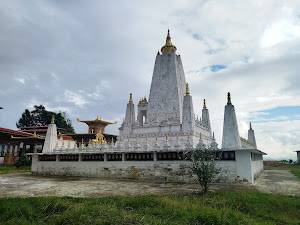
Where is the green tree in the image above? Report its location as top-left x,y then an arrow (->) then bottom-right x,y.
184,148 -> 221,194
16,105 -> 75,133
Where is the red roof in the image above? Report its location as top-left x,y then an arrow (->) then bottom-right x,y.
0,127 -> 34,137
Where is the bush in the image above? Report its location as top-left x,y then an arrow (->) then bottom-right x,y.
184,148 -> 221,193
15,154 -> 31,168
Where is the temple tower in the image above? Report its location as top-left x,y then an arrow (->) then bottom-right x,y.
202,99 -> 211,136
182,83 -> 195,133
42,115 -> 58,153
123,93 -> 136,134
222,93 -> 242,149
248,122 -> 257,149
147,30 -> 186,123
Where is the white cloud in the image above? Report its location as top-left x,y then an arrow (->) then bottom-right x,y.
64,90 -> 88,107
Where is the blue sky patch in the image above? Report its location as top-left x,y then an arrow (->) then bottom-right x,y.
210,64 -> 227,72
250,106 -> 300,122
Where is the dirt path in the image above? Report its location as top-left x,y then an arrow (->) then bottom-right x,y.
254,170 -> 300,196
0,170 -> 299,198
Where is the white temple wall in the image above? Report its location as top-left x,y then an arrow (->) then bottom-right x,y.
251,160 -> 264,180
235,151 -> 253,183
31,154 -> 241,183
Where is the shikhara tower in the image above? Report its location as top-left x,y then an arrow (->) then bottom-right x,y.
119,30 -> 213,148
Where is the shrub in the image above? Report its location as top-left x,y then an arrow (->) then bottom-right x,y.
15,154 -> 31,168
184,148 -> 221,193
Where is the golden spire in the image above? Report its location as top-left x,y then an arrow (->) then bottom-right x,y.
156,136 -> 158,141
128,137 -> 130,142
227,92 -> 232,104
213,131 -> 215,139
203,99 -> 207,109
250,122 -> 252,130
129,93 -> 133,103
166,135 -> 168,141
161,29 -> 177,54
186,83 -> 190,95
51,115 -> 55,124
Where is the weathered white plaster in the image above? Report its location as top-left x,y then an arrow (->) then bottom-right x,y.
42,123 -> 57,153
222,103 -> 242,150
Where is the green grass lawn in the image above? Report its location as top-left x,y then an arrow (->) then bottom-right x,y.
0,191 -> 299,224
0,165 -> 31,174
264,162 -> 300,179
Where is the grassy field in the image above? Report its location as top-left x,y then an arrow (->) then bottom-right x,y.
0,165 -> 31,174
0,191 -> 299,224
264,161 -> 300,179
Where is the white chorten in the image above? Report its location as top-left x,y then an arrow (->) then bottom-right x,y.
42,115 -> 58,153
119,30 -> 213,149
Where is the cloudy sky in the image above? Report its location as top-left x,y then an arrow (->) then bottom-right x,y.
1,0 -> 300,160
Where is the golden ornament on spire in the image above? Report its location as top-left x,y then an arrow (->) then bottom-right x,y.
51,115 -> 55,124
186,83 -> 190,95
161,29 -> 177,54
166,135 -> 168,141
213,131 -> 215,139
129,93 -> 133,103
227,92 -> 232,104
203,99 -> 207,109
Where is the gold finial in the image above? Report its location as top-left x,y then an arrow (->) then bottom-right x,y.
82,139 -> 84,144
250,122 -> 252,130
156,136 -> 158,141
166,135 -> 168,141
136,137 -> 138,142
203,99 -> 207,109
177,134 -> 179,140
227,92 -> 231,104
111,137 -> 114,143
129,93 -> 133,103
186,83 -> 190,95
161,29 -> 177,54
213,132 -> 215,139
120,137 -> 122,142
128,137 -> 130,142
165,113 -> 168,119
51,115 -> 55,124
146,136 -> 148,142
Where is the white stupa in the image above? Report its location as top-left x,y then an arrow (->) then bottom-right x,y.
119,30 -> 213,148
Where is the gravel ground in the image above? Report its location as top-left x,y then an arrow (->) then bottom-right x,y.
0,170 -> 299,198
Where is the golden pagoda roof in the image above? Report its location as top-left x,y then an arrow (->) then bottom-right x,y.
76,116 -> 117,125
161,30 -> 177,54
11,131 -> 45,140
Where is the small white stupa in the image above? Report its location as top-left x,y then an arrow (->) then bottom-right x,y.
42,115 -> 57,153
